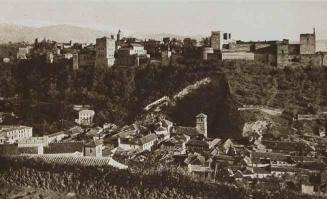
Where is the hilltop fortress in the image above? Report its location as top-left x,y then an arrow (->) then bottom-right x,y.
196,29 -> 327,67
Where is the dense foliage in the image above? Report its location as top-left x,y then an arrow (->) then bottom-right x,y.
0,59 -> 222,135
223,61 -> 327,114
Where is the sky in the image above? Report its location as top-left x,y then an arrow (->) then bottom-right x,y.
0,0 -> 326,41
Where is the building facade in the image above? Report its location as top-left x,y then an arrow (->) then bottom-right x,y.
95,37 -> 116,68
0,125 -> 33,144
76,110 -> 95,126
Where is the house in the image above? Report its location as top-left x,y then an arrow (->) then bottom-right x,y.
161,134 -> 190,154
301,173 -> 327,196
0,125 -> 33,144
185,153 -> 212,178
67,126 -> 84,138
118,133 -> 158,152
232,168 -> 255,180
154,126 -> 170,142
116,43 -> 150,66
48,131 -> 68,143
44,142 -> 84,156
84,140 -> 103,157
261,140 -> 311,155
75,109 -> 95,126
185,139 -> 209,153
87,127 -> 104,139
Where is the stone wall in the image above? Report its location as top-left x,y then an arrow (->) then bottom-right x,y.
222,52 -> 254,61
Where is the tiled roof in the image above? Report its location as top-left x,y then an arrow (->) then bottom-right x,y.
174,126 -> 200,137
44,142 -> 84,154
186,139 -> 209,147
85,139 -> 102,147
186,154 -> 210,166
68,126 -> 83,135
48,131 -> 66,137
19,155 -> 128,169
137,134 -> 158,145
262,141 -> 309,152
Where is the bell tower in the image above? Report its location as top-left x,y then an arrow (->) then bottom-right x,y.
196,113 -> 207,138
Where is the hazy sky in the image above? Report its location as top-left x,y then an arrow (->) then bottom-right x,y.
0,0 -> 326,41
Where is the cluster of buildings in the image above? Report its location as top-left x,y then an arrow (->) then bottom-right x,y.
3,28 -> 326,69
8,30 -> 181,70
0,96 -> 326,196
183,29 -> 327,67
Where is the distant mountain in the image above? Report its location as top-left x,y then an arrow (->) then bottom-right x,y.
317,40 -> 327,52
0,24 -> 205,44
130,32 -> 204,41
0,24 -> 113,44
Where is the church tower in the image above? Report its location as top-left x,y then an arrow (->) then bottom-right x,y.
196,113 -> 207,138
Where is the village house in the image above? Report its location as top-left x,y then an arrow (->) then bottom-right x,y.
87,127 -> 104,140
185,153 -> 212,179
47,131 -> 68,143
161,134 -> 190,154
154,119 -> 173,142
0,125 -> 33,144
84,140 -> 103,157
67,126 -> 84,138
301,172 -> 327,196
185,139 -> 209,153
118,133 -> 158,152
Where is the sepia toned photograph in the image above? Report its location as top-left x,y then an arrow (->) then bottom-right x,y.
0,0 -> 326,198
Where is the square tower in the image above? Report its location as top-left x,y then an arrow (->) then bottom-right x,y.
196,113 -> 208,138
211,31 -> 221,50
300,29 -> 316,55
95,37 -> 116,68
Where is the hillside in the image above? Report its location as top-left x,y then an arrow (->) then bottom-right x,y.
166,73 -> 243,139
223,61 -> 327,114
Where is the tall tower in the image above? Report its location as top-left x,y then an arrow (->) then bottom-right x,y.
300,29 -> 316,55
196,113 -> 208,138
95,37 -> 116,68
210,31 -> 221,50
117,29 -> 121,43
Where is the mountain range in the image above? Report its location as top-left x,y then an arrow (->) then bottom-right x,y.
0,24 -> 203,44
0,23 -> 326,51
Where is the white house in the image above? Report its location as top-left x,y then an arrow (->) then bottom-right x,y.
0,125 -> 33,144
75,109 -> 95,126
118,133 -> 158,152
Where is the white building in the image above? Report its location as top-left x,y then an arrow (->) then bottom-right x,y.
75,110 -> 95,126
17,47 -> 30,59
47,131 -> 68,143
118,133 -> 158,152
0,125 -> 33,144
